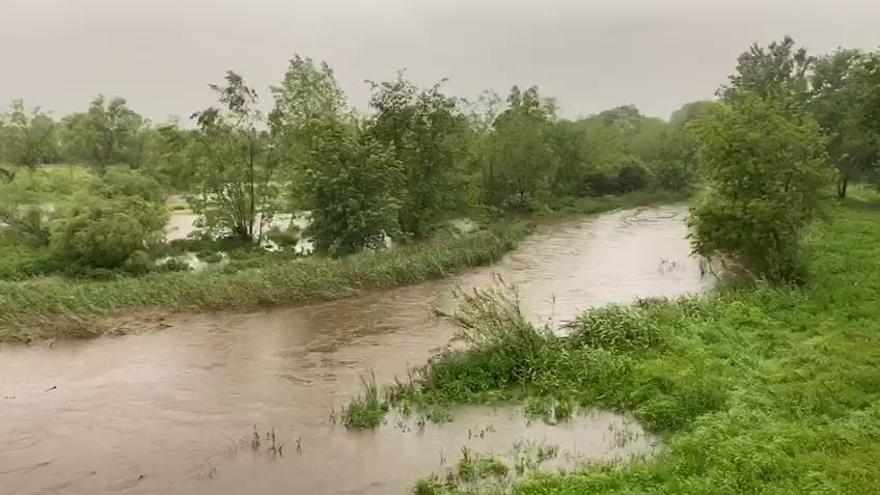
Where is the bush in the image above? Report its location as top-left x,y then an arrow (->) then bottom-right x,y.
50,195 -> 167,268
688,93 -> 834,282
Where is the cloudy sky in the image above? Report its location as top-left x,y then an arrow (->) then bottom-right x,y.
1,0 -> 878,122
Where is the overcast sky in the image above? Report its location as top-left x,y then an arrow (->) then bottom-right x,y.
1,0 -> 878,122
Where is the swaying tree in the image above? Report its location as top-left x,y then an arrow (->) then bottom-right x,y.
61,95 -> 148,174
300,118 -> 403,255
0,100 -> 59,173
365,72 -> 470,238
688,92 -> 834,282
187,71 -> 280,242
481,86 -> 557,210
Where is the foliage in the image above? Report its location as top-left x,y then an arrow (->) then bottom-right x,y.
342,373 -> 389,429
355,201 -> 880,495
300,118 -> 403,255
688,93 -> 834,282
0,99 -> 59,171
187,71 -> 280,242
49,194 -> 167,268
0,223 -> 531,342
61,95 -> 148,174
809,49 -> 880,197
720,35 -> 814,102
481,86 -> 557,210
367,73 -> 470,237
93,167 -> 164,203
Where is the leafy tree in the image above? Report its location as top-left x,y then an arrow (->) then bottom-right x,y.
0,100 -> 59,172
809,49 -> 878,197
300,118 -> 403,255
142,122 -> 194,190
721,36 -> 814,102
688,93 -> 834,282
62,95 -> 148,174
366,72 -> 469,237
270,54 -> 352,216
187,71 -> 279,242
481,86 -> 557,209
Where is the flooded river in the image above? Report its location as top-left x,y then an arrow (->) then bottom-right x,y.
0,205 -> 712,495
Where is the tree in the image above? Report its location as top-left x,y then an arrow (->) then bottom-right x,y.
366,72 -> 469,237
481,86 -> 557,209
300,118 -> 403,255
0,100 -> 59,172
809,49 -> 878,197
270,54 -> 352,216
187,71 -> 279,242
721,36 -> 814,102
688,93 -> 834,282
62,95 -> 147,174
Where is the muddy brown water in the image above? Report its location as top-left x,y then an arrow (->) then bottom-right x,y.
0,205 -> 712,495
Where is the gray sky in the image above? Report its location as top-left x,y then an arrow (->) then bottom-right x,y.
1,0 -> 878,122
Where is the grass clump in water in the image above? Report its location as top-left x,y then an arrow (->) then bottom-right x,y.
342,373 -> 389,429
386,200 -> 880,494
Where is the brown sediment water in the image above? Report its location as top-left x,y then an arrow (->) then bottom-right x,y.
0,205 -> 712,495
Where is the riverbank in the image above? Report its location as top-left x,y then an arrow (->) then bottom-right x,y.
357,198 -> 880,494
0,190 -> 681,344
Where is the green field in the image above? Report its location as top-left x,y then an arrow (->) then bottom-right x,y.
357,196 -> 880,494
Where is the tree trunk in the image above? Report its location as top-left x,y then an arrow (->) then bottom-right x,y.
837,176 -> 848,198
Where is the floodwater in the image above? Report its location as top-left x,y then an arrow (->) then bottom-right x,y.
0,205 -> 712,495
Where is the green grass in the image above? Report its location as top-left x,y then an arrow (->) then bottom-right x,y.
0,188 -> 681,343
342,373 -> 389,429
0,224 -> 529,343
364,198 -> 880,494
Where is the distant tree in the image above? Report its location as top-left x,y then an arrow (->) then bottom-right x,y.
366,72 -> 469,237
187,71 -> 280,242
688,92 -> 834,282
721,36 -> 814,102
481,86 -> 557,209
300,118 -> 403,255
0,100 -> 59,172
810,49 -> 878,197
61,95 -> 148,174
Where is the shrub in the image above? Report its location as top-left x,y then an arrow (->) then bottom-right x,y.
572,305 -> 663,352
688,93 -> 835,282
50,195 -> 167,268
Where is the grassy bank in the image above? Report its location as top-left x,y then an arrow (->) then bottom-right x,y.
0,190 -> 678,343
362,199 -> 880,494
0,225 -> 528,343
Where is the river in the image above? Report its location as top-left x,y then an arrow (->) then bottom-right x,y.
0,205 -> 712,495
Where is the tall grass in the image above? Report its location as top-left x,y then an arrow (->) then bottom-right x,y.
367,199 -> 880,494
0,224 -> 529,343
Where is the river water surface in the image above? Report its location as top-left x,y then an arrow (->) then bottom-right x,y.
0,205 -> 712,495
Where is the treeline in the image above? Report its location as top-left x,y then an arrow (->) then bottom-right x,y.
1,38 -> 878,265
0,57 -> 708,259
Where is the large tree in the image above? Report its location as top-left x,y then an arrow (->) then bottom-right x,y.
366,73 -> 469,238
809,49 -> 878,197
688,92 -> 834,282
720,36 -> 814,103
0,100 -> 59,173
481,85 -> 557,210
187,71 -> 279,242
62,95 -> 148,174
299,118 -> 403,255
